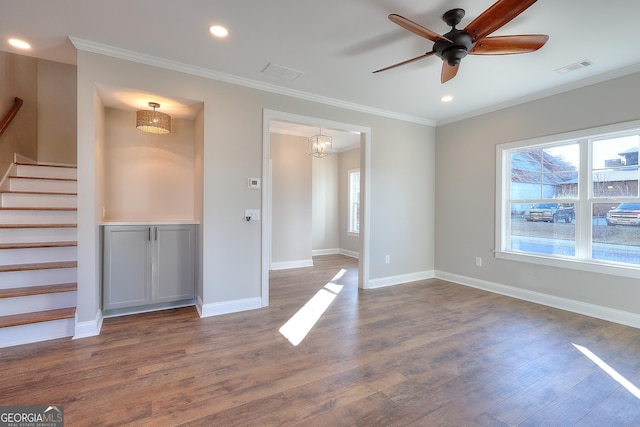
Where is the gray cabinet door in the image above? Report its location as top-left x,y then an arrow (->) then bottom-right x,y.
103,225 -> 153,310
153,225 -> 196,303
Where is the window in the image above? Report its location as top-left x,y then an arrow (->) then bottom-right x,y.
348,169 -> 360,235
496,121 -> 640,278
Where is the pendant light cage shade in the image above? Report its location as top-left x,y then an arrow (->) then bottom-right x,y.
308,130 -> 332,158
136,102 -> 171,134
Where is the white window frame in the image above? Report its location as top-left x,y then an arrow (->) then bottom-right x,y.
348,169 -> 360,236
495,119 -> 640,280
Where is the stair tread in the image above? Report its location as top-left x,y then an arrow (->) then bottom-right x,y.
8,175 -> 77,182
0,283 -> 77,299
0,190 -> 77,195
0,260 -> 77,273
0,241 -> 77,250
0,207 -> 77,211
0,223 -> 77,229
0,307 -> 75,328
16,162 -> 77,169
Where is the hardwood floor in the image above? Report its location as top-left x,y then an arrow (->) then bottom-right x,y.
1,254 -> 640,426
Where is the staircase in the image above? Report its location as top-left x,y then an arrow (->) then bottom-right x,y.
0,160 -> 78,348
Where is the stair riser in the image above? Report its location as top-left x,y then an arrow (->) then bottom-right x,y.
0,210 -> 76,224
0,228 -> 77,244
0,291 -> 76,316
9,178 -> 77,193
0,246 -> 77,265
0,318 -> 75,348
16,165 -> 77,180
0,267 -> 77,289
1,193 -> 77,208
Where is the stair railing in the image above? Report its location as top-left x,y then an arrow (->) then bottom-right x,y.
0,97 -> 24,138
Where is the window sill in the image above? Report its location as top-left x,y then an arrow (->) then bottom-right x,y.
495,250 -> 640,280
347,232 -> 359,238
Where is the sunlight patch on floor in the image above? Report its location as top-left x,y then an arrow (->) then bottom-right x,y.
279,269 -> 346,346
573,343 -> 640,399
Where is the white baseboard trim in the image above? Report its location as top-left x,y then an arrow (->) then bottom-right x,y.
198,296 -> 263,318
338,248 -> 359,259
270,259 -> 314,270
312,248 -> 339,256
73,309 -> 103,339
367,270 -> 435,289
436,270 -> 640,329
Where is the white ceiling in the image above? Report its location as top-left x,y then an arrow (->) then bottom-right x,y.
2,0 -> 640,127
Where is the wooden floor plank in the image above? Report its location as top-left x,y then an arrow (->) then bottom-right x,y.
0,254 -> 639,426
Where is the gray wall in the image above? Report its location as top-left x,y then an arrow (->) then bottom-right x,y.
0,52 -> 76,173
271,132 -> 312,265
312,149 -> 339,253
339,147 -> 360,255
37,59 -> 77,164
0,52 -> 37,172
435,71 -> 640,317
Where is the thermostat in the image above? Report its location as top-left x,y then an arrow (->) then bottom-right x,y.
248,178 -> 261,189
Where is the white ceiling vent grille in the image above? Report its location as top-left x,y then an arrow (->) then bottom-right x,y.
261,63 -> 303,81
555,59 -> 593,74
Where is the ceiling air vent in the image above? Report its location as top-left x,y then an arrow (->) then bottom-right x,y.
555,59 -> 593,74
261,63 -> 303,82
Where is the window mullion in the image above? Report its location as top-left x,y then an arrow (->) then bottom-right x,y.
575,139 -> 590,259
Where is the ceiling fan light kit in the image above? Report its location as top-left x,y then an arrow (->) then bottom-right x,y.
373,0 -> 548,83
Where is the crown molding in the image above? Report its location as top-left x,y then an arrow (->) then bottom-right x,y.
69,37 -> 436,127
437,62 -> 640,126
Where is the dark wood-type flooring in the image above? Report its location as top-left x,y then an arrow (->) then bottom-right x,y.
2,254 -> 640,426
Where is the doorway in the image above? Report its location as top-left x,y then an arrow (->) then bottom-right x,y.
261,110 -> 371,306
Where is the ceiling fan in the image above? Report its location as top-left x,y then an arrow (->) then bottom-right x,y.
373,0 -> 549,83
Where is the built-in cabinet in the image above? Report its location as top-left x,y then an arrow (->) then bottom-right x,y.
102,223 -> 197,314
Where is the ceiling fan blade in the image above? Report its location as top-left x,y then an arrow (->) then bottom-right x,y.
463,0 -> 538,42
441,62 -> 459,83
373,51 -> 436,73
469,34 -> 549,55
389,14 -> 451,43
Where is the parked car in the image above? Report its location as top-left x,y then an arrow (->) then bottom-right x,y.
524,203 -> 575,223
606,202 -> 640,226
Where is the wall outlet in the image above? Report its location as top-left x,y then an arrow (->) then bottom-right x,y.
385,255 -> 390,264
475,256 -> 482,267
244,209 -> 260,221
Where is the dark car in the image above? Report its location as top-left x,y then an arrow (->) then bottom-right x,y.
524,203 -> 575,223
606,202 -> 640,226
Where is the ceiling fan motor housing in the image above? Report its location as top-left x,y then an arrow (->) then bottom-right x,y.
434,30 -> 474,66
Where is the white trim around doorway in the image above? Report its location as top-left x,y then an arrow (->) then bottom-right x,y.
261,109 -> 372,307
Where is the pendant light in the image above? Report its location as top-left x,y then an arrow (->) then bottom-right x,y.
136,102 -> 171,134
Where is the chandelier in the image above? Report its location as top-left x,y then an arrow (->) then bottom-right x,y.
308,128 -> 332,158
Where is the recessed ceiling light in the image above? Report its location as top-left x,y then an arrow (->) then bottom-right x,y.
441,95 -> 453,103
8,38 -> 30,49
209,25 -> 228,38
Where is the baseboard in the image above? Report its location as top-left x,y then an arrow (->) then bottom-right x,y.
312,248 -> 339,256
14,153 -> 37,164
435,270 -> 640,329
338,248 -> 359,259
0,162 -> 16,191
73,309 -> 103,339
311,248 -> 359,259
198,296 -> 262,318
1,318 -> 75,348
270,259 -> 314,270
367,270 -> 435,289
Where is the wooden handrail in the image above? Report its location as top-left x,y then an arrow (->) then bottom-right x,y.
0,97 -> 24,138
